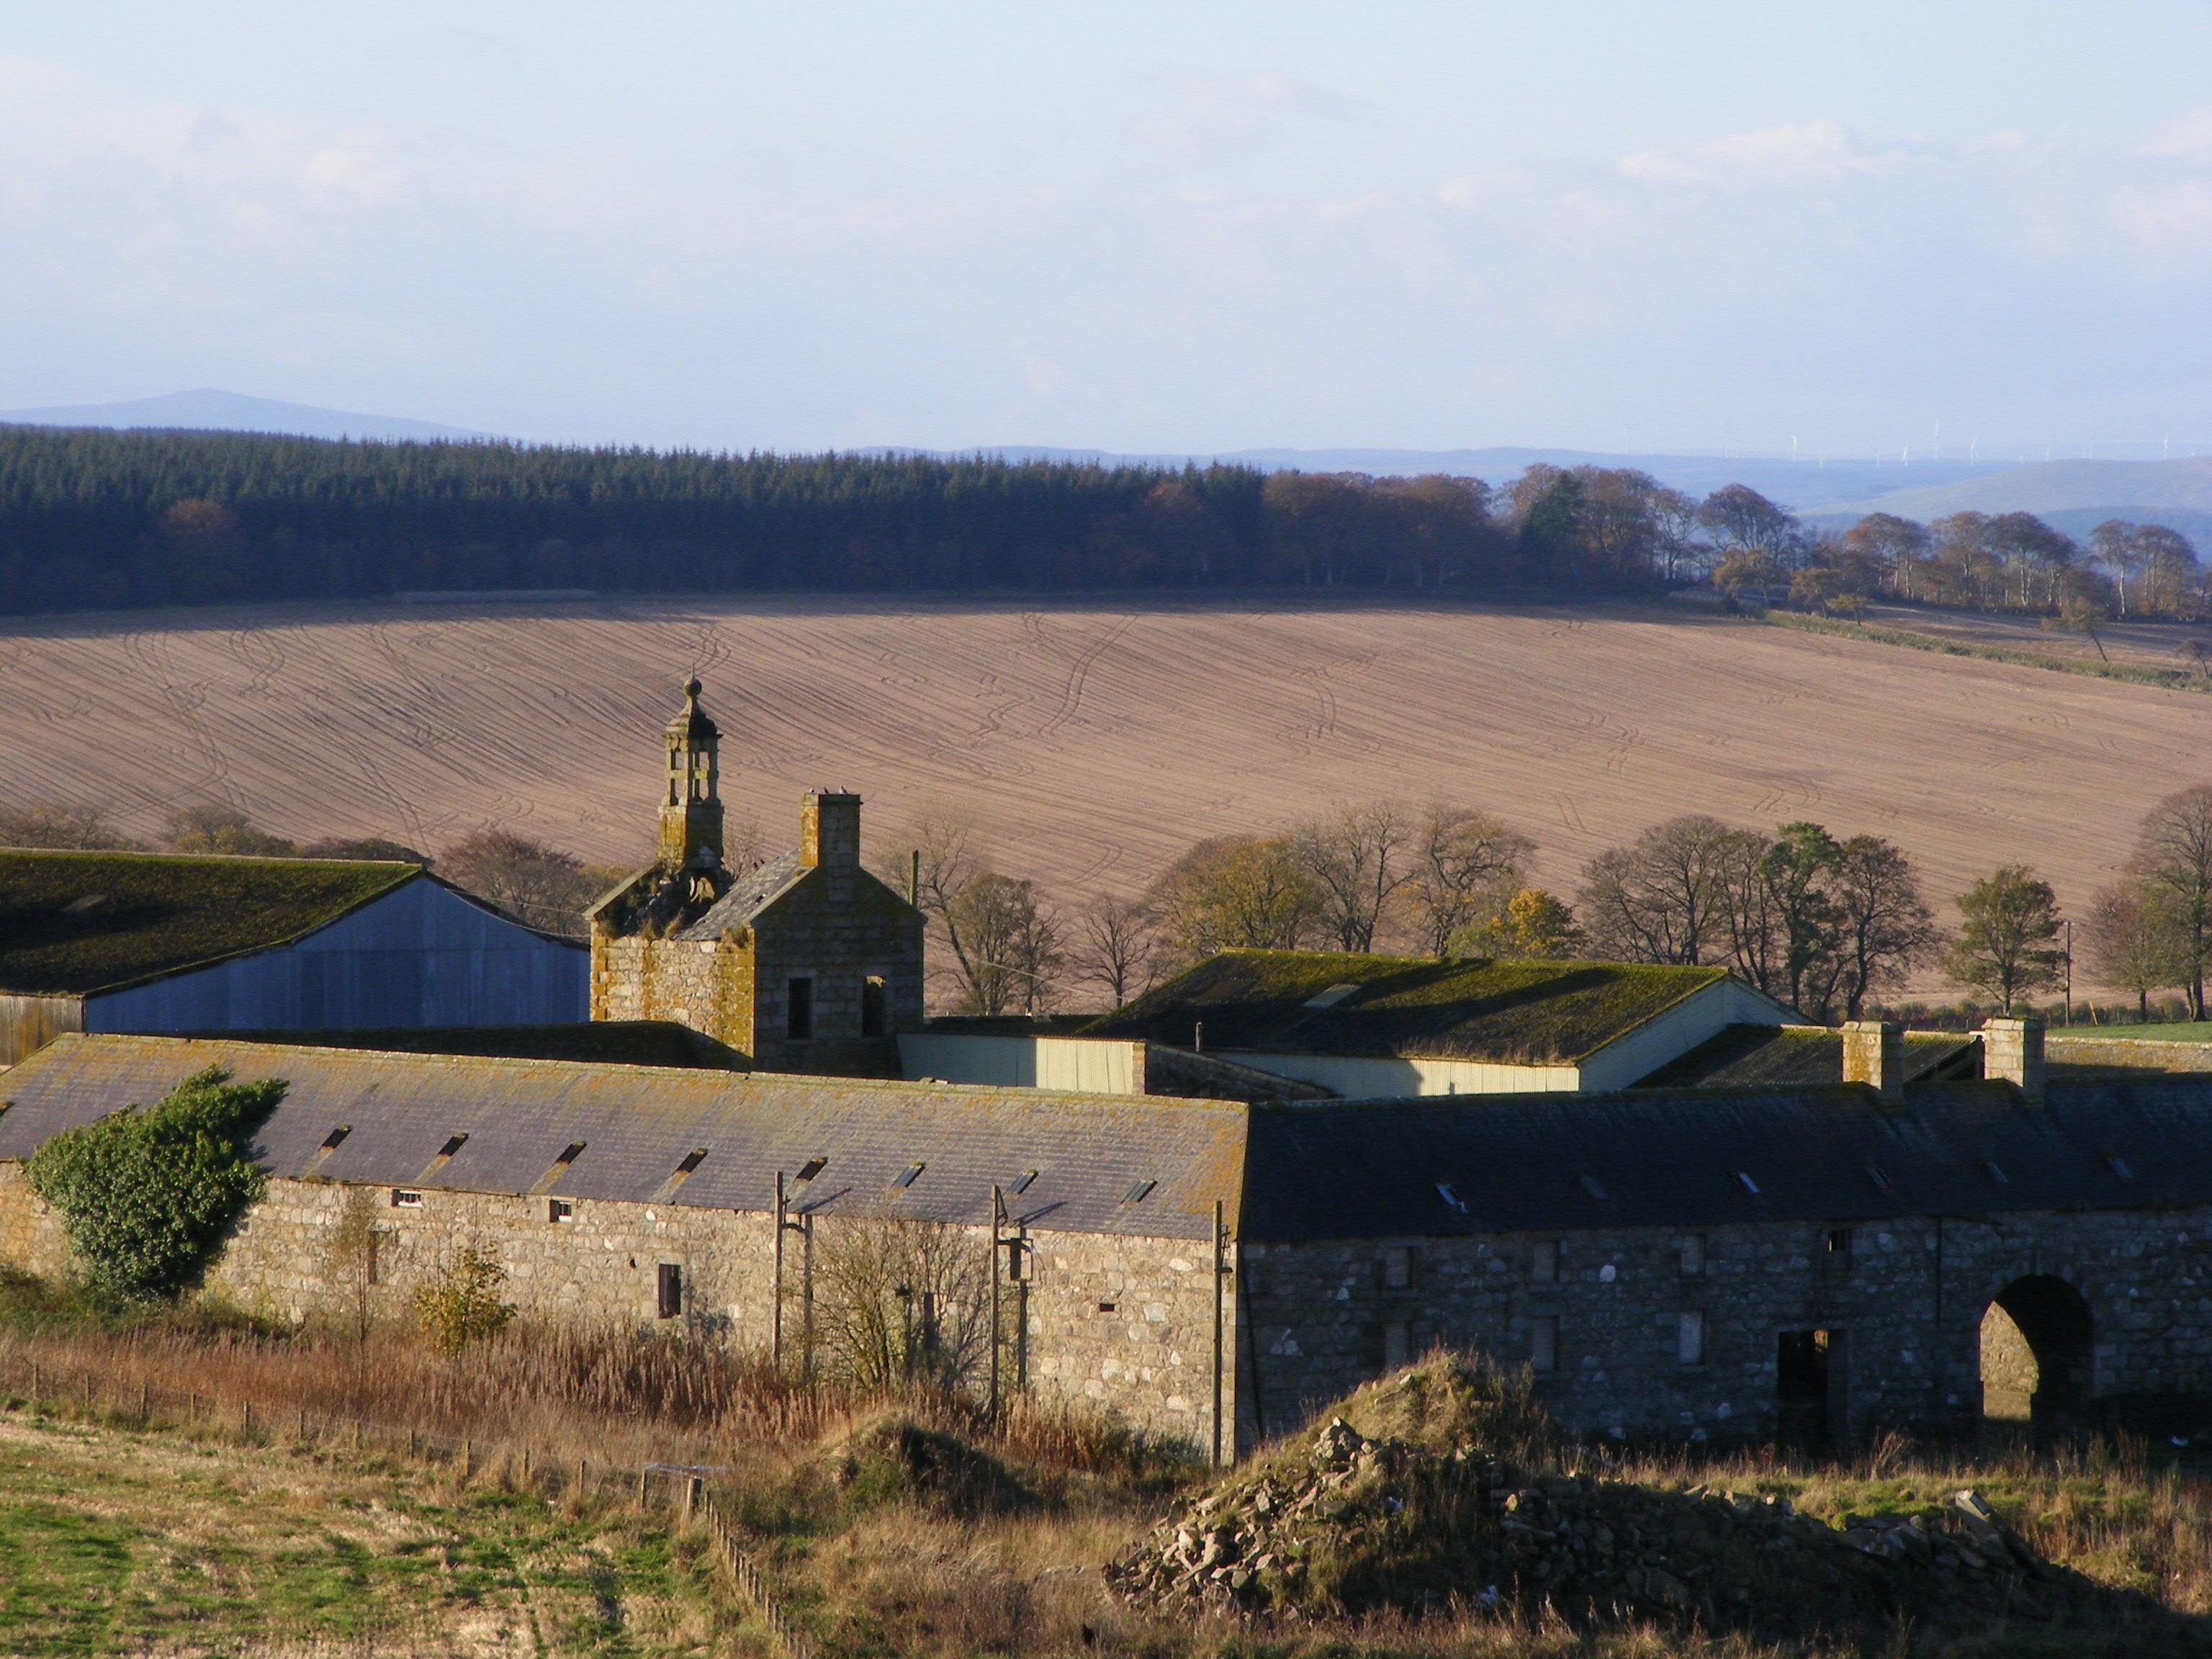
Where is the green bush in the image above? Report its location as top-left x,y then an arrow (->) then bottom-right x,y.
24,1066 -> 280,1300
411,1246 -> 515,1353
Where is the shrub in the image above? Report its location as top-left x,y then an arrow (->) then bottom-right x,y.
412,1246 -> 516,1352
24,1066 -> 279,1300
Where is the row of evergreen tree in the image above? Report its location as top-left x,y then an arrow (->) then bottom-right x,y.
0,426 -> 1732,614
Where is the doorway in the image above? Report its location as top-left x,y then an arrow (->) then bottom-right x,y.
1776,1328 -> 1847,1448
1980,1276 -> 2093,1428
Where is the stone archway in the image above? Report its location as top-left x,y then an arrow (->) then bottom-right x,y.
1980,1275 -> 2094,1428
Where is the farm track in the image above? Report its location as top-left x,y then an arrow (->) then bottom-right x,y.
0,594 -> 2205,920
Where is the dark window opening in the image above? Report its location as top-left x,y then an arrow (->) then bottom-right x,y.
657,1263 -> 683,1319
796,1156 -> 827,1182
437,1133 -> 468,1159
1776,1328 -> 1845,1449
676,1148 -> 708,1174
786,976 -> 814,1041
556,1141 -> 586,1166
320,1125 -> 351,1150
895,1162 -> 925,1188
861,975 -> 888,1038
1097,1301 -> 1118,1313
392,1189 -> 423,1208
549,1198 -> 575,1223
1827,1227 -> 1853,1255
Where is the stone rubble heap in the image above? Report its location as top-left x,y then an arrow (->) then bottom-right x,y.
1108,1413 -> 2064,1635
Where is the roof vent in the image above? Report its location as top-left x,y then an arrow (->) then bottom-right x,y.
1303,982 -> 1363,1010
61,894 -> 107,914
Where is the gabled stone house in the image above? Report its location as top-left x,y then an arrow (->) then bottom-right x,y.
588,681 -> 925,1074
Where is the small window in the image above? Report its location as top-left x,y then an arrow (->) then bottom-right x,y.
1677,1235 -> 1704,1276
1124,1178 -> 1156,1204
1097,1300 -> 1118,1313
861,975 -> 888,1038
1678,1310 -> 1706,1365
1826,1226 -> 1853,1256
657,1263 -> 683,1319
555,1141 -> 586,1166
1303,981 -> 1364,1010
1010,1169 -> 1038,1195
1382,1246 -> 1413,1290
1735,1170 -> 1761,1195
391,1189 -> 423,1208
894,1162 -> 925,1189
320,1125 -> 351,1151
1530,1240 -> 1559,1285
676,1148 -> 708,1174
437,1133 -> 468,1159
1382,1321 -> 1411,1370
548,1197 -> 575,1223
1530,1316 -> 1558,1373
796,1156 -> 827,1182
786,976 -> 815,1041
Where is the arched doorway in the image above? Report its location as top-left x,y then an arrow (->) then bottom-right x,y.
1980,1275 -> 2094,1428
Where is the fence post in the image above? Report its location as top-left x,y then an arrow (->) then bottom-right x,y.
140,1380 -> 150,1423
636,1465 -> 648,1508
683,1475 -> 701,1521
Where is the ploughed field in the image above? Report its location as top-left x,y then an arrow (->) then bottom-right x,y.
0,593 -> 2203,911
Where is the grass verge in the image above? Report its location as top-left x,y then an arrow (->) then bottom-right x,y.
1758,611 -> 2212,695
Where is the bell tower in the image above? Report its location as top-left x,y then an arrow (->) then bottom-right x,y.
657,678 -> 724,872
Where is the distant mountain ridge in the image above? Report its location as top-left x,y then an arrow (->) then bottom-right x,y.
0,389 -> 490,444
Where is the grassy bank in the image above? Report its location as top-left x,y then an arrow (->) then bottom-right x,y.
1760,610 -> 2212,696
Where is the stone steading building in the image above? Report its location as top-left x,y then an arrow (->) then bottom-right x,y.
7,1023 -> 2212,1455
587,681 -> 924,1075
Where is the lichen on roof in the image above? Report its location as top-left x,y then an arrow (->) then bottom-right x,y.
0,850 -> 419,995
1635,1025 -> 1979,1089
1083,949 -> 1729,1064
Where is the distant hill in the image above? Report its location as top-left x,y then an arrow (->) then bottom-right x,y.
894,445 -> 1995,513
0,389 -> 490,443
1815,457 -> 2212,546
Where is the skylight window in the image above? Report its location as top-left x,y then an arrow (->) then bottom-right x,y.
555,1141 -> 586,1166
1436,1182 -> 1470,1214
1010,1169 -> 1038,1195
1579,1174 -> 1609,1201
1735,1171 -> 1761,1195
1982,1159 -> 2009,1186
894,1162 -> 925,1188
436,1133 -> 468,1159
1303,982 -> 1364,1010
320,1125 -> 351,1151
676,1148 -> 708,1174
61,894 -> 107,914
2106,1152 -> 2136,1181
1864,1164 -> 1892,1192
796,1156 -> 827,1182
1124,1178 -> 1156,1204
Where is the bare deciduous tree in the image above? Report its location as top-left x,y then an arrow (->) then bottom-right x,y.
1577,814 -> 1740,965
166,802 -> 299,858
0,801 -> 137,850
1406,807 -> 1532,957
945,873 -> 1062,1015
439,827 -> 603,938
1071,894 -> 1159,1009
813,1217 -> 990,1391
2084,881 -> 2176,1021
2131,786 -> 2212,1019
1290,802 -> 1418,953
1825,835 -> 1940,1017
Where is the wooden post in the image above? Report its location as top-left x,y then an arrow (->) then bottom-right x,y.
242,1400 -> 252,1438
801,1210 -> 815,1382
636,1466 -> 649,1508
140,1380 -> 150,1422
297,1407 -> 307,1443
462,1437 -> 472,1483
683,1475 -> 703,1520
29,1360 -> 38,1403
989,1184 -> 1004,1419
575,1457 -> 587,1497
1211,1198 -> 1226,1469
82,1374 -> 92,1416
773,1172 -> 786,1372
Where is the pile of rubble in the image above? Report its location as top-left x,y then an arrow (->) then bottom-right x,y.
1108,1385 -> 2074,1637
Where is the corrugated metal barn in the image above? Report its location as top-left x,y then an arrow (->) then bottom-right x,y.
0,850 -> 586,1064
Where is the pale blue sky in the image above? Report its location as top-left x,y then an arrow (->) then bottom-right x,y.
4,2 -> 2209,455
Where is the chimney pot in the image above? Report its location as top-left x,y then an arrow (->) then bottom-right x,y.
1842,1020 -> 1905,1100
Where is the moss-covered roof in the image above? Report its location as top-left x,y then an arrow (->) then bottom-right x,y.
0,850 -> 419,996
1632,1024 -> 1979,1088
1082,949 -> 1730,1064
188,1021 -> 745,1070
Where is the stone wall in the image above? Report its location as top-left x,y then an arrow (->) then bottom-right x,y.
0,1166 -> 1227,1453
592,933 -> 756,1054
747,866 -> 923,1074
1241,1206 -> 2212,1444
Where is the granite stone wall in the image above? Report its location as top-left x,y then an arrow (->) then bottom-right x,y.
1239,1208 -> 2212,1444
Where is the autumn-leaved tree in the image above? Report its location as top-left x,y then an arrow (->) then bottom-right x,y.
2129,785 -> 2212,1018
1406,806 -> 1532,957
1454,887 -> 1583,958
166,803 -> 299,858
2083,881 -> 2175,1020
1146,836 -> 1321,966
1943,866 -> 2064,1012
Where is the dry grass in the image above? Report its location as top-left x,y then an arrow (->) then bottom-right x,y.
2,594 -> 2207,966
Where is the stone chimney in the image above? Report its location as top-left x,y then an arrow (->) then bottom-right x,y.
1982,1016 -> 2046,1103
800,791 -> 862,870
1842,1020 -> 1905,1100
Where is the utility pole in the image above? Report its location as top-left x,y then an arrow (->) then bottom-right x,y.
773,1172 -> 785,1370
2063,920 -> 2074,1025
989,1184 -> 1004,1419
1211,1199 -> 1228,1468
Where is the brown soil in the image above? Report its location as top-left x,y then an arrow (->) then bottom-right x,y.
0,593 -> 2201,921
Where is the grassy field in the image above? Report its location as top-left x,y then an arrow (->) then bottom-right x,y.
2,593 -> 2208,927
6,1300 -> 2212,1658
2065,1022 -> 2212,1042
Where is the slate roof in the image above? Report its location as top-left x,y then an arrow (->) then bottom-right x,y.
1084,950 -> 1734,1064
1238,1080 -> 2212,1241
0,1035 -> 1242,1241
1633,1024 -> 1979,1088
677,850 -> 804,939
185,1021 -> 745,1070
0,851 -> 421,996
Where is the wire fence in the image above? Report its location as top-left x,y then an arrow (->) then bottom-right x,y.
0,1344 -> 820,1658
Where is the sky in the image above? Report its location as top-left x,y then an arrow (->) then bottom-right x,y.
3,2 -> 2211,457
